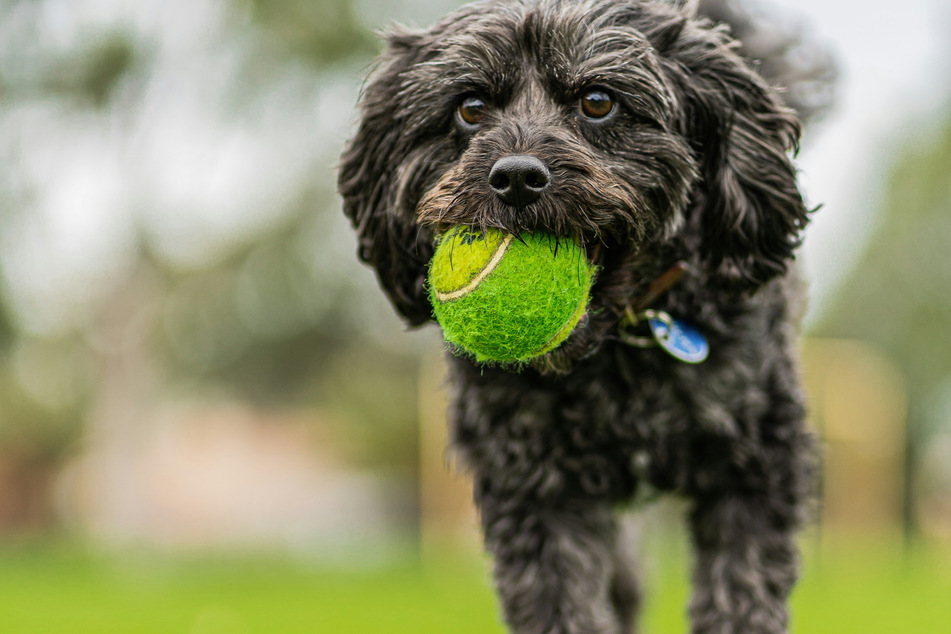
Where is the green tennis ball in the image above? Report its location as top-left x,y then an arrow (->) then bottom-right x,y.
427,225 -> 595,364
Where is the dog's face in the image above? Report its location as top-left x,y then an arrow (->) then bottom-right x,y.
412,1 -> 696,248
339,0 -> 808,368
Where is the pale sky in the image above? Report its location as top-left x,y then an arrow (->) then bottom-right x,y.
768,0 -> 950,324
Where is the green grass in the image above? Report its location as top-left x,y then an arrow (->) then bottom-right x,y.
792,539 -> 951,633
0,537 -> 948,633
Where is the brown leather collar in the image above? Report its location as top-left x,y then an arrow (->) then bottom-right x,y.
628,261 -> 688,316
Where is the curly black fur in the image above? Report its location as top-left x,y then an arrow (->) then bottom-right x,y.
338,1 -> 829,632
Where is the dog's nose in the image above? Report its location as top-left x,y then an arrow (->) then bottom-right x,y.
488,155 -> 551,207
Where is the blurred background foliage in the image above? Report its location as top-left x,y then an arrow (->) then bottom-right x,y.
816,107 -> 951,533
0,0 -> 949,631
0,0 -> 440,532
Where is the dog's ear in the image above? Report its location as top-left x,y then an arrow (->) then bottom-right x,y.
337,27 -> 436,326
657,21 -> 811,289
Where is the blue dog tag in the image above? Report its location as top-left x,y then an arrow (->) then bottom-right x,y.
648,315 -> 709,364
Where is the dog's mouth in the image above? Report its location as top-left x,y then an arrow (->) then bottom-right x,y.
585,241 -> 607,268
522,238 -> 619,373
573,240 -> 606,329
574,310 -> 591,331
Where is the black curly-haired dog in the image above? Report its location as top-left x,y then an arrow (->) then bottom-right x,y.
339,0 -> 834,632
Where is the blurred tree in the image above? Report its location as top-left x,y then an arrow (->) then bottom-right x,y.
41,32 -> 138,108
0,0 -> 428,533
816,101 -> 951,535
247,0 -> 375,63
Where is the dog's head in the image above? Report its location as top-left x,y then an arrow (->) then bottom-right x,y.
338,0 -> 809,366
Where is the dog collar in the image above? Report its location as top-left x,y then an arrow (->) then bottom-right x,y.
617,261 -> 709,364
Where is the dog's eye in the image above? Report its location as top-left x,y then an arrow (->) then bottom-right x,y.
457,96 -> 487,127
579,90 -> 615,120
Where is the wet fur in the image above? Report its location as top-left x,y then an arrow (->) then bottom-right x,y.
339,1 -> 823,632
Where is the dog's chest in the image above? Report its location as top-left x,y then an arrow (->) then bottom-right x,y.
449,348 -> 703,500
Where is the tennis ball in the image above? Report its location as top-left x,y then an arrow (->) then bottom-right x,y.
427,226 -> 595,364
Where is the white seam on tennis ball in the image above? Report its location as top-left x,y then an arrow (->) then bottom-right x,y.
533,299 -> 587,357
434,233 -> 514,302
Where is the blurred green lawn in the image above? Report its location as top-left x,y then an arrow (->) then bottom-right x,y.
0,537 -> 948,633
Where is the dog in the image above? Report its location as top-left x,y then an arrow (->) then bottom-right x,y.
338,1 -> 831,632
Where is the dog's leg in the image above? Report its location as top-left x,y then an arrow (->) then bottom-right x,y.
684,342 -> 813,634
687,493 -> 799,634
478,489 -> 629,634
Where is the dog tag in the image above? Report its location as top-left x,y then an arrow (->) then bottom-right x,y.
648,313 -> 709,364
